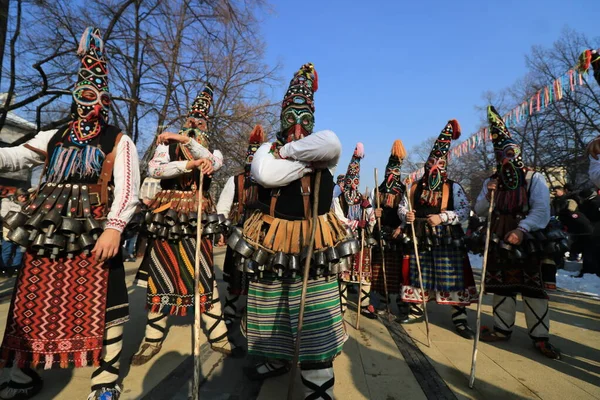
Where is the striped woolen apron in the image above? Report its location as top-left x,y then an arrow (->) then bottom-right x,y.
245,277 -> 347,363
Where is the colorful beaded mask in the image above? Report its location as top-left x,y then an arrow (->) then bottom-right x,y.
179,84 -> 213,148
343,143 -> 364,206
278,63 -> 318,143
424,120 -> 461,191
71,27 -> 110,144
488,105 -> 525,190
380,140 -> 406,195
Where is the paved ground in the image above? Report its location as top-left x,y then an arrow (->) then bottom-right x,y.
0,250 -> 598,399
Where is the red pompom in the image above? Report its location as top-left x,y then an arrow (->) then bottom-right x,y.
448,119 -> 461,140
249,124 -> 265,144
577,49 -> 592,73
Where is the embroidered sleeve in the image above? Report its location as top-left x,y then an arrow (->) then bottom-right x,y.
252,143 -> 311,188
148,144 -> 190,179
279,130 -> 342,176
212,149 -> 223,171
216,176 -> 235,218
332,196 -> 357,231
185,137 -> 213,160
442,183 -> 470,225
474,178 -> 491,217
397,184 -> 411,226
519,173 -> 551,232
0,129 -> 56,171
106,135 -> 140,232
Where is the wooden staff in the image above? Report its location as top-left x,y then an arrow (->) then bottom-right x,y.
287,170 -> 322,400
469,189 -> 496,389
193,172 -> 204,400
355,187 -> 369,330
374,169 -> 393,321
405,179 -> 431,347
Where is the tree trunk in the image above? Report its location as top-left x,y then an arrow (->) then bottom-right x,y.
0,0 -> 9,88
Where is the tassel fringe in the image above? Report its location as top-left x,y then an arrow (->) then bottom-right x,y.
46,144 -> 105,184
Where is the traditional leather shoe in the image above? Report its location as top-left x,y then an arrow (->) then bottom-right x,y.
360,305 -> 378,320
454,321 -> 475,340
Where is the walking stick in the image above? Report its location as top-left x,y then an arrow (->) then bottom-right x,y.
193,171 -> 204,400
355,190 -> 368,330
469,189 -> 495,389
287,170 -> 322,400
405,179 -> 431,347
374,169 -> 393,322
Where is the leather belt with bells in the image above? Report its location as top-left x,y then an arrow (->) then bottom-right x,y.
39,184 -> 66,214
54,184 -> 71,214
81,185 -> 92,218
24,183 -> 57,215
67,184 -> 80,218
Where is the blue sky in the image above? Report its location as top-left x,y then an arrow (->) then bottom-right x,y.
260,0 -> 600,189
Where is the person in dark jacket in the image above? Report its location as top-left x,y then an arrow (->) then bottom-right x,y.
578,188 -> 600,277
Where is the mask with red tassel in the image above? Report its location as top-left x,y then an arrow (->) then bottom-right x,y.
378,139 -> 406,208
420,120 -> 461,207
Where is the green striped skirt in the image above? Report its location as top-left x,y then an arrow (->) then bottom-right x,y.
246,277 -> 347,363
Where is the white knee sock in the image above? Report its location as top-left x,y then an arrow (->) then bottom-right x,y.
493,295 -> 517,335
360,284 -> 371,308
339,281 -> 348,314
145,311 -> 168,343
523,296 -> 550,340
301,367 -> 334,400
91,325 -> 123,390
201,281 -> 232,351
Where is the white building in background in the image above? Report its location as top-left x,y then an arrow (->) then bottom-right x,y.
0,107 -> 38,191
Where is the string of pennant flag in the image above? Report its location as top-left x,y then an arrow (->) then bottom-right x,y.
407,67 -> 590,182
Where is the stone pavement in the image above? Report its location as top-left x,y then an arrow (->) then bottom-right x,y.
0,250 -> 598,399
398,279 -> 600,400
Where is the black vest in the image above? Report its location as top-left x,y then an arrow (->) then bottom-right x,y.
412,180 -> 456,217
254,169 -> 334,220
159,143 -> 212,191
46,124 -> 121,184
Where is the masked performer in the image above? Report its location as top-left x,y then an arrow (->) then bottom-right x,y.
474,106 -> 560,358
216,125 -> 265,324
132,84 -> 243,366
227,63 -> 356,399
0,28 -> 139,400
399,120 -> 477,339
371,140 -> 419,322
334,143 -> 377,319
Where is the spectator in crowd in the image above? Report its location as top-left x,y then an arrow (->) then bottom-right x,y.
578,188 -> 600,277
0,188 -> 29,276
553,195 -> 596,278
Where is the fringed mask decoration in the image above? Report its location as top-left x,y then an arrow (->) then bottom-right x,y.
577,49 -> 600,87
277,63 -> 318,145
420,120 -> 460,206
180,84 -> 213,149
488,105 -> 528,213
71,27 -> 110,145
379,140 -> 406,208
343,143 -> 364,221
